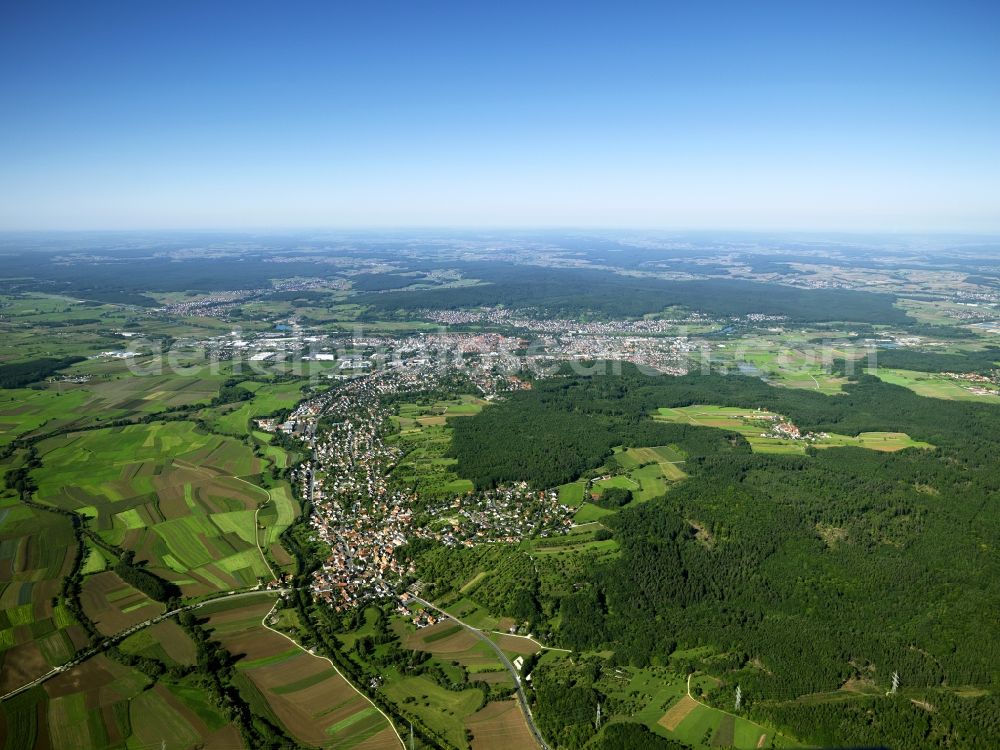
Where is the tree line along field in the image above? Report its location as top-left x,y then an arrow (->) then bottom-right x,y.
0,500 -> 83,695
200,597 -> 400,749
0,651 -> 243,750
869,367 -> 1000,401
395,531 -> 799,750
4,280 -> 1000,749
386,395 -> 487,498
205,379 -> 306,437
654,404 -> 933,454
0,362 -> 236,447
0,286 -> 405,750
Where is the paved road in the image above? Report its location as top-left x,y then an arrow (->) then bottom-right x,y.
0,587 -> 288,703
413,595 -> 550,750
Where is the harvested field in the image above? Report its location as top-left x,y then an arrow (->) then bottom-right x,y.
659,694 -> 698,731
0,641 -> 51,693
465,699 -> 535,750
204,599 -> 397,748
403,620 -> 499,667
80,571 -> 163,636
489,633 -> 540,657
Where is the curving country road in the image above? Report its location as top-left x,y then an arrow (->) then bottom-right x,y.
412,595 -> 550,750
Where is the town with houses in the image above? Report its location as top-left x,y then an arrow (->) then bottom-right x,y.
96,294 -> 1000,413
257,362 -> 574,628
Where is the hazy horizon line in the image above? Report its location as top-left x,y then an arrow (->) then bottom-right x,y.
1,225 -> 999,238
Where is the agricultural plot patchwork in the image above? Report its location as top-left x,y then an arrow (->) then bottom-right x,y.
0,348 -> 324,749
0,388 -> 92,446
656,695 -> 790,749
464,698 -> 536,750
0,500 -> 86,693
563,445 -> 689,524
202,598 -> 399,749
0,366 -> 235,446
118,619 -> 197,666
31,422 -> 285,597
382,675 -> 484,749
870,367 -> 1000,402
716,343 -> 851,395
401,618 -> 503,668
80,570 -> 164,636
591,665 -> 796,750
206,380 -> 304,436
0,653 -> 239,750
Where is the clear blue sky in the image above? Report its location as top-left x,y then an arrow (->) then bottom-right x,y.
1,0 -> 998,231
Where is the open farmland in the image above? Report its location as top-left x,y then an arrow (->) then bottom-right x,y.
206,380 -> 305,436
382,674 -> 484,749
118,619 -> 197,666
0,652 -> 239,750
870,367 -> 1000,402
556,480 -> 586,506
80,570 -> 164,635
2,227 -> 1000,750
32,421 -> 287,597
0,365 -> 234,446
0,500 -> 86,693
572,502 -> 615,523
658,695 -> 786,749
401,618 -> 502,668
464,699 -> 536,750
202,598 -> 400,749
591,665 -> 794,749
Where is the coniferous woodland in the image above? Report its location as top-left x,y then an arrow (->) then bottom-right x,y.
446,364 -> 1000,746
0,355 -> 84,388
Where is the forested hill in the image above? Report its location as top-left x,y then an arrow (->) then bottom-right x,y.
450,365 -> 1000,744
451,366 -> 1000,488
357,265 -> 910,324
865,345 -> 1000,374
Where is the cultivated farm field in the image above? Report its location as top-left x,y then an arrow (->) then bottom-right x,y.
33,421 -> 288,597
202,598 -> 400,749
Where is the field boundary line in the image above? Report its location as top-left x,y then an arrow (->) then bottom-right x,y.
486,630 -> 572,653
260,600 -> 406,749
230,475 -> 278,582
0,588 -> 284,703
166,457 -> 278,582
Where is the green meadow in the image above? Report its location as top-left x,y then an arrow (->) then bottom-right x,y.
386,395 -> 486,497
655,404 -> 932,454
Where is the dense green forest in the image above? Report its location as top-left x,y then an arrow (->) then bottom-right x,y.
0,355 -> 84,388
595,723 -> 689,750
865,345 -> 1000,373
357,266 -> 911,324
451,404 -> 744,490
449,365 -> 1000,746
754,691 -> 999,750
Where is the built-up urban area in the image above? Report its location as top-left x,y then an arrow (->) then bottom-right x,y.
258,362 -> 574,625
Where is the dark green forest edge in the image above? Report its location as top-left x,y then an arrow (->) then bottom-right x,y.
429,365 -> 1000,749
